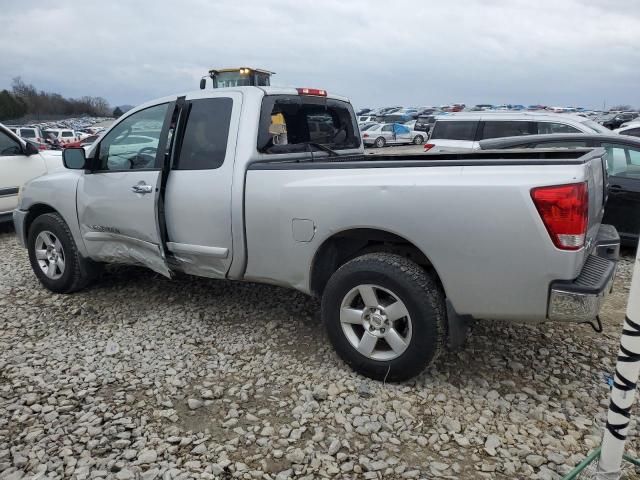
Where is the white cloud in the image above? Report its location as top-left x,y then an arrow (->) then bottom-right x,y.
1,0 -> 639,109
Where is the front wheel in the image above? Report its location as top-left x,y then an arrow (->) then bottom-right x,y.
321,253 -> 446,381
27,213 -> 99,293
413,135 -> 424,145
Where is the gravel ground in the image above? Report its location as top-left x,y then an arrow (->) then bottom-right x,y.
1,224 -> 639,480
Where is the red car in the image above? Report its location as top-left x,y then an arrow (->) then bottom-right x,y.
63,134 -> 99,149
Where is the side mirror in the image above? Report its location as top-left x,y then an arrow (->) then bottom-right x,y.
24,141 -> 39,156
199,77 -> 207,90
62,147 -> 87,170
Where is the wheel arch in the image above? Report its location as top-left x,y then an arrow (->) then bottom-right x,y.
23,203 -> 60,240
309,227 -> 445,299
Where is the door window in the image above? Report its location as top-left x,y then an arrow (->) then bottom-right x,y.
174,98 -> 233,170
382,125 -> 393,132
0,130 -> 21,156
430,121 -> 478,141
620,128 -> 640,137
481,121 -> 535,139
97,103 -> 169,171
536,122 -> 582,134
19,128 -> 36,138
603,144 -> 640,178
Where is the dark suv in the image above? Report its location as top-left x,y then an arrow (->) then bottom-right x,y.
414,115 -> 437,134
603,112 -> 639,130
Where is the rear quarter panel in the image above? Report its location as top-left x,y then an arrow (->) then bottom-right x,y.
244,162 -> 593,322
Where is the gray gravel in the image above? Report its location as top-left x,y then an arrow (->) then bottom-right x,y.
1,224 -> 639,479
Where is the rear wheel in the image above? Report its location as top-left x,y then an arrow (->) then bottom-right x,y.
321,253 -> 446,381
375,137 -> 386,148
27,213 -> 100,293
413,135 -> 424,145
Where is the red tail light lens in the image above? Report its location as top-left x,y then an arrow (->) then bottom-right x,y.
530,182 -> 588,250
362,133 -> 369,138
423,143 -> 435,151
296,88 -> 327,96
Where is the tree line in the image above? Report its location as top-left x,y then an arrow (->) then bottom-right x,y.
0,77 -> 111,121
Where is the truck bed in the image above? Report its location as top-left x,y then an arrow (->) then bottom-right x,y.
243,147 -> 607,323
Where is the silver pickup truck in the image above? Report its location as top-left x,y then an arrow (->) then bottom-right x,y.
13,86 -> 619,381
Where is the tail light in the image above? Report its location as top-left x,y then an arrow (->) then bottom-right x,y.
296,88 -> 327,96
424,143 -> 435,151
530,182 -> 588,250
362,133 -> 369,138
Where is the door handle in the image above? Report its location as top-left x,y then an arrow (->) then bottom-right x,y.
131,182 -> 153,194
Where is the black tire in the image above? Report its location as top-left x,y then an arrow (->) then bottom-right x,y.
413,135 -> 424,145
27,213 -> 100,294
321,253 -> 446,381
375,137 -> 385,148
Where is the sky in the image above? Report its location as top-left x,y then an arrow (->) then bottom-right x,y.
1,0 -> 639,110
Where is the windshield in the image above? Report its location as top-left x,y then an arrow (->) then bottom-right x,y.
361,123 -> 378,131
582,119 -> 611,134
20,128 -> 36,138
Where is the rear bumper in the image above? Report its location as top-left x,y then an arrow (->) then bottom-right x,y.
13,209 -> 28,248
547,225 -> 619,322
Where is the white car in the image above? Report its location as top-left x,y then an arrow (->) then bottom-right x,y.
0,123 -> 62,222
615,123 -> 640,137
45,128 -> 78,144
425,112 -> 611,152
7,125 -> 47,144
358,115 -> 377,124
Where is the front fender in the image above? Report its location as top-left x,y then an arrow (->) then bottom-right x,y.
19,171 -> 87,257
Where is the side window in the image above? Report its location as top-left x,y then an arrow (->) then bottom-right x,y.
621,128 -> 640,137
0,130 -> 21,156
430,121 -> 478,141
174,97 -> 233,170
537,122 -> 582,134
382,125 -> 393,132
603,144 -> 633,177
481,121 -> 534,140
61,131 -> 74,138
97,103 -> 169,171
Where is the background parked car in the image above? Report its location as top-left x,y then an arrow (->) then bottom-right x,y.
362,123 -> 426,147
63,134 -> 101,149
0,123 -> 62,222
424,112 -> 611,152
602,112 -> 639,130
45,128 -> 78,144
414,114 -> 441,134
479,133 -> 640,247
358,115 -> 377,124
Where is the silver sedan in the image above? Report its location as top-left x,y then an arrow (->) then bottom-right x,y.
362,123 -> 426,148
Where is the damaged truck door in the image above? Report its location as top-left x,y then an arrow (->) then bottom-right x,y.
163,93 -> 239,278
76,102 -> 173,276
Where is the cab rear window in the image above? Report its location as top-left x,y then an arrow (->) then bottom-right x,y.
258,95 -> 360,153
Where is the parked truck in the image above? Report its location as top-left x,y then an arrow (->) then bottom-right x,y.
13,85 -> 619,381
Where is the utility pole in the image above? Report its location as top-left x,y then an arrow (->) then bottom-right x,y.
597,248 -> 640,478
